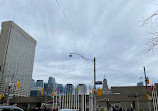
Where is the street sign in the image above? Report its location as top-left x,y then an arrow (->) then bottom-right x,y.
95,81 -> 102,85
44,91 -> 47,94
90,97 -> 94,99
8,94 -> 13,99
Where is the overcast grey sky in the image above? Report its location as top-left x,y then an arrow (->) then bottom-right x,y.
1,0 -> 158,88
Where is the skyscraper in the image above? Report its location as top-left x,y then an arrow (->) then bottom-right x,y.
36,80 -> 43,88
48,77 -> 56,93
0,21 -> 37,97
65,84 -> 74,94
44,83 -> 48,93
57,84 -> 63,93
77,84 -> 86,95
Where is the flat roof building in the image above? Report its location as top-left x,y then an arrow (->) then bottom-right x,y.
0,21 -> 37,97
36,80 -> 43,88
65,84 -> 74,94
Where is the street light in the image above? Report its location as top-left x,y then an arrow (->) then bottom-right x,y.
69,53 -> 97,111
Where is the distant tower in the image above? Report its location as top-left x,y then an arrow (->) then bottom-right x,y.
102,76 -> 111,94
102,78 -> 108,90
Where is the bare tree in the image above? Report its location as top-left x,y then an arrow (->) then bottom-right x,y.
143,11 -> 158,53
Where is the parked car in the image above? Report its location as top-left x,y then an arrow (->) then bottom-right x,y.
0,105 -> 24,111
59,109 -> 78,111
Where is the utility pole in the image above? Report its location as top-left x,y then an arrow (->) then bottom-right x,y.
69,53 -> 97,111
144,66 -> 151,111
94,57 -> 96,111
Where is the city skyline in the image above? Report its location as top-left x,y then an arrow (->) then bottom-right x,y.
0,0 -> 158,88
33,75 -> 144,90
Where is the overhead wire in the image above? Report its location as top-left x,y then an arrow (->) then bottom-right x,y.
50,64 -> 93,76
54,0 -> 141,83
55,0 -> 94,61
55,0 -> 83,45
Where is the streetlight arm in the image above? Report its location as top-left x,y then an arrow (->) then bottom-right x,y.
69,52 -> 97,111
70,53 -> 93,62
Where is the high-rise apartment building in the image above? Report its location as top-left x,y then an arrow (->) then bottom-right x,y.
0,21 -> 37,97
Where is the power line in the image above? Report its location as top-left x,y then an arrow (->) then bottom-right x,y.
55,0 -> 83,45
53,65 -> 91,75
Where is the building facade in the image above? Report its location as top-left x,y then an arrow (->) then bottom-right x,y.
30,87 -> 42,97
32,79 -> 36,88
137,81 -> 144,86
44,83 -> 48,91
0,21 -> 37,97
77,84 -> 87,95
48,77 -> 56,93
56,84 -> 63,93
36,80 -> 43,88
65,84 -> 74,94
102,78 -> 111,94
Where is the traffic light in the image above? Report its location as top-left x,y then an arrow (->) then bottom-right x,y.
146,94 -> 150,100
98,88 -> 102,96
51,93 -> 54,98
92,89 -> 94,94
17,82 -> 20,90
146,77 -> 149,84
0,94 -> 2,100
89,92 -> 92,97
41,88 -> 44,95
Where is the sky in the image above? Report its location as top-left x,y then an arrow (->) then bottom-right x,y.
0,0 -> 158,88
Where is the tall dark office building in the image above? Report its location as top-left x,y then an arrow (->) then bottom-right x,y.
44,83 -> 48,91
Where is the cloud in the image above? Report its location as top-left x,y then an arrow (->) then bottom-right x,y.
1,0 -> 158,88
